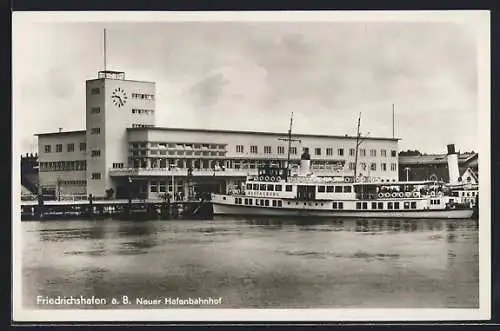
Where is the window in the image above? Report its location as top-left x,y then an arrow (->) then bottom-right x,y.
91,172 -> 101,180
372,202 -> 377,209
332,202 -> 338,209
285,185 -> 293,192
91,87 -> 100,95
79,142 -> 86,151
362,202 -> 368,210
44,145 -> 51,153
370,163 -> 377,171
132,108 -> 154,115
132,93 -> 155,100
343,186 -> 352,193
391,163 -> 397,171
267,184 -> 274,191
360,162 -> 367,170
264,146 -> 272,154
348,162 -> 355,170
388,202 -> 393,210
290,147 -> 297,155
326,148 -> 333,156
381,163 -> 387,171
250,145 -> 258,154
56,144 -> 62,153
260,184 -> 266,191
253,184 -> 259,190
378,202 -> 383,209
391,150 -> 397,157
90,107 -> 100,114
360,149 -> 366,157
411,202 -> 417,209
318,186 -> 326,193
338,202 -> 344,209
91,150 -> 101,157
370,149 -> 377,157
275,185 -> 282,191
338,148 -> 344,156
91,127 -> 101,134
315,148 -> 321,156
356,202 -> 361,210
277,200 -> 282,207
67,143 -> 74,152
150,182 -> 158,193
334,186 -> 342,193
236,145 -> 244,153
265,200 -> 270,207
246,184 -> 252,190
349,148 -> 355,156
381,149 -> 387,157
277,146 -> 285,154
327,186 -> 334,193
394,202 -> 400,209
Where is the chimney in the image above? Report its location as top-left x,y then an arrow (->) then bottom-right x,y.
446,144 -> 460,185
299,148 -> 311,176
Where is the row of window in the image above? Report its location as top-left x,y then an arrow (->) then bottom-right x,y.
91,127 -> 101,135
91,150 -> 101,157
91,173 -> 101,180
132,150 -> 226,157
236,145 -> 397,157
132,108 -> 154,115
234,197 -> 284,208
355,201 -> 417,210
39,160 -> 87,172
112,163 -> 124,168
131,124 -> 155,128
58,180 -> 87,186
132,142 -> 226,150
44,143 -> 86,153
131,93 -> 155,100
90,107 -> 101,114
351,162 -> 398,172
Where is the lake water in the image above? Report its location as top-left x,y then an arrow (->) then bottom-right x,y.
20,217 -> 479,309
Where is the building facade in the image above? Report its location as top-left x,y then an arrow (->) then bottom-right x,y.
36,71 -> 400,200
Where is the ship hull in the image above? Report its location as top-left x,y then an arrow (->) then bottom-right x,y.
212,202 -> 474,219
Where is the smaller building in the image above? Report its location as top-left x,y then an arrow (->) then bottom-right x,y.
398,152 -> 478,183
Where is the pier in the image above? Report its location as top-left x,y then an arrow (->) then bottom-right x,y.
20,194 -> 213,221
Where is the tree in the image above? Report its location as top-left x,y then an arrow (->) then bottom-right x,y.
399,150 -> 422,156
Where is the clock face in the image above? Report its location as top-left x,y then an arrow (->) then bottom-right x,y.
111,87 -> 128,108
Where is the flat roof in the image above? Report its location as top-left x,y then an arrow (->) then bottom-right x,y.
35,130 -> 86,137
127,127 -> 400,141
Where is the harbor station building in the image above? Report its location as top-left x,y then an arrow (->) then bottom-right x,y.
36,71 -> 400,200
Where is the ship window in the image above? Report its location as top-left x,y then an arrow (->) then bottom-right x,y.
244,198 -> 248,205
277,200 -> 282,207
404,202 -> 410,209
334,186 -> 343,193
249,199 -> 253,205
260,184 -> 266,191
394,202 -> 400,209
388,202 -> 393,210
247,184 -> 252,190
338,202 -> 344,209
411,202 -> 417,209
327,186 -> 334,193
344,186 -> 352,193
372,202 -> 377,209
253,184 -> 259,190
318,186 -> 326,193
260,199 -> 265,206
275,185 -> 282,191
150,182 -> 158,192
356,202 -> 361,210
267,184 -> 274,191
272,200 -> 277,207
265,200 -> 270,207
332,202 -> 338,209
362,202 -> 368,210
378,202 -> 383,209
285,185 -> 292,192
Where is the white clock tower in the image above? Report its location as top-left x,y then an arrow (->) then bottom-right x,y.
85,70 -> 156,198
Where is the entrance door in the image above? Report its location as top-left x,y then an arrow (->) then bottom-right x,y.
297,185 -> 316,201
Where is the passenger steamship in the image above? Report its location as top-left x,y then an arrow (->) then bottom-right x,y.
212,117 -> 477,219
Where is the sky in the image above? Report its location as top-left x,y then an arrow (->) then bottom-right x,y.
13,14 -> 481,155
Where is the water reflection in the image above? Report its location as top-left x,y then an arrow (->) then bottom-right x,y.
22,217 -> 479,309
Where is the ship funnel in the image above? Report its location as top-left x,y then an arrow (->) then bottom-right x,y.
446,144 -> 460,185
299,149 -> 311,175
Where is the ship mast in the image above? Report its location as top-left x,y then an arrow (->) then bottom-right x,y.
278,112 -> 301,181
353,113 -> 361,179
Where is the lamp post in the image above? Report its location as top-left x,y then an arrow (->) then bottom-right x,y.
404,167 -> 411,182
